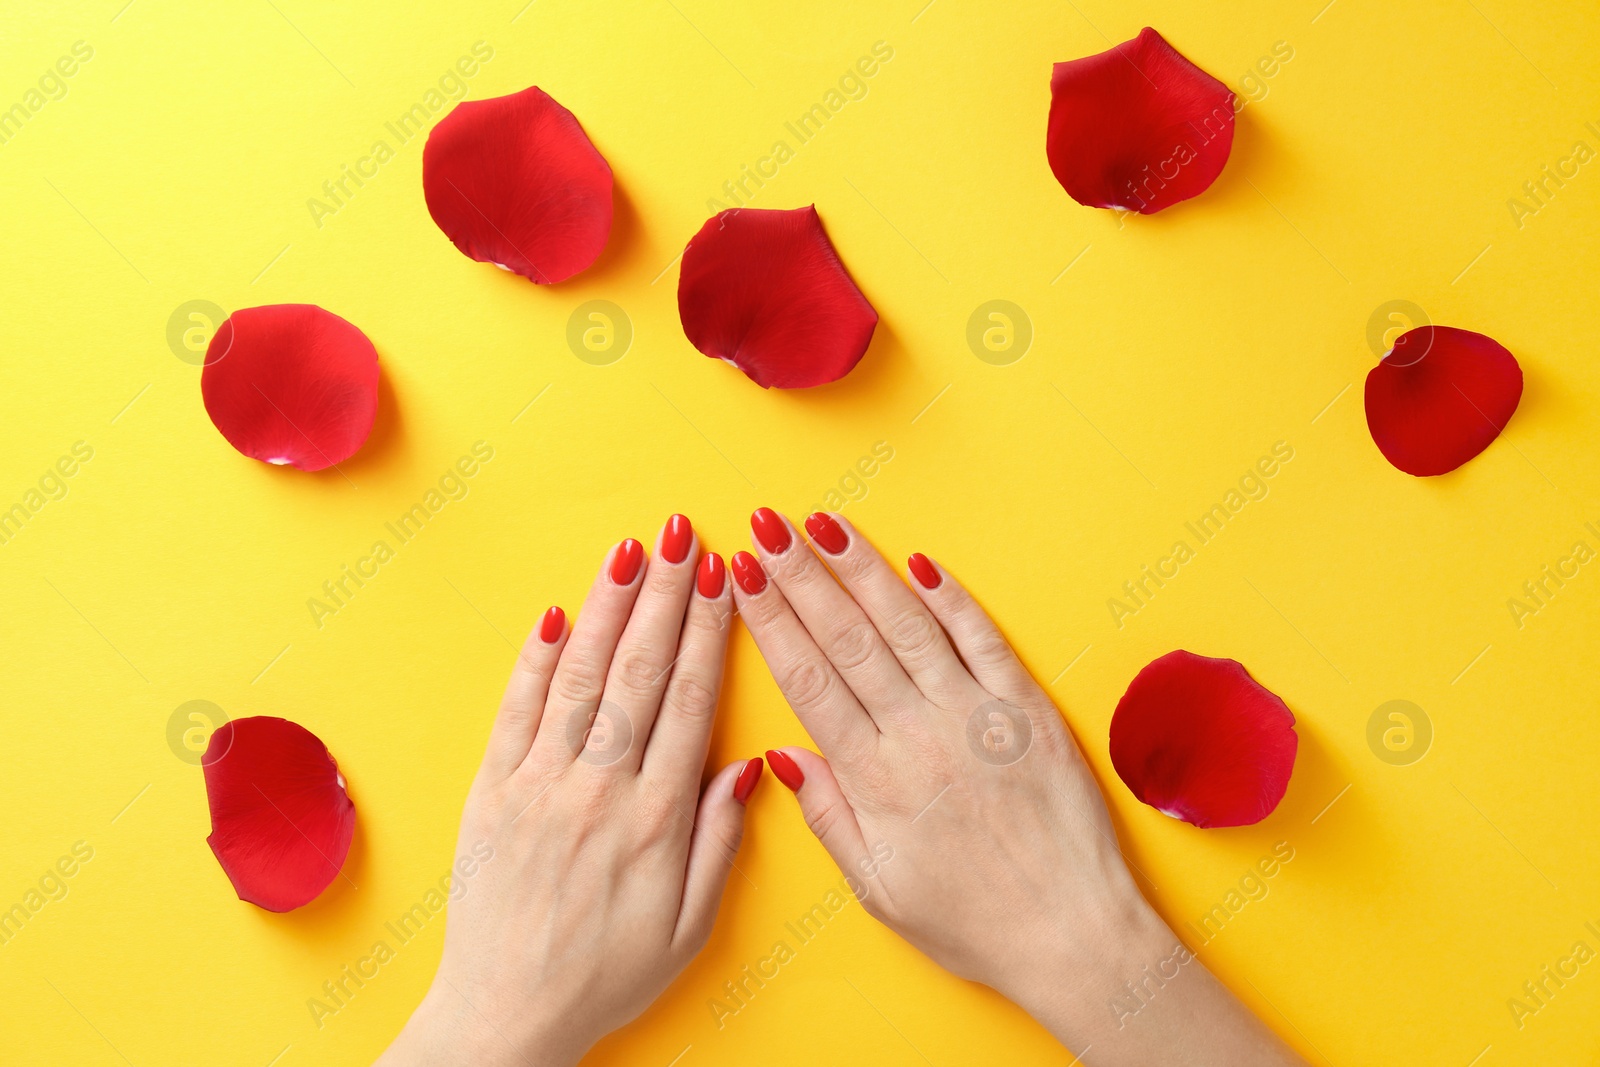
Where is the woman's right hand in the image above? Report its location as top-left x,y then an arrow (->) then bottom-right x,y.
730,508 -> 1305,1066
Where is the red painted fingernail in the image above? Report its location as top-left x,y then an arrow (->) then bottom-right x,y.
732,551 -> 767,594
751,507 -> 792,555
539,606 -> 565,644
662,514 -> 693,564
734,757 -> 764,805
697,552 -> 726,598
908,553 -> 941,590
611,539 -> 644,585
805,512 -> 848,555
765,749 -> 804,791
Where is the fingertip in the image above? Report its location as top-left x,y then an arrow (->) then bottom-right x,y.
750,506 -> 794,556
731,551 -> 768,595
907,552 -> 942,590
804,511 -> 849,555
733,756 -> 764,805
764,748 -> 805,791
538,605 -> 566,644
697,551 -> 727,599
610,538 -> 645,585
661,513 -> 694,565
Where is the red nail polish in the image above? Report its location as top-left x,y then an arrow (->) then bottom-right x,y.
539,606 -> 565,644
611,539 -> 644,585
805,512 -> 848,555
765,749 -> 804,791
732,551 -> 767,594
698,552 -> 726,598
734,757 -> 764,805
751,507 -> 792,555
662,514 -> 693,564
908,553 -> 941,590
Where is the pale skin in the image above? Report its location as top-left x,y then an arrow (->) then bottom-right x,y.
381,513 -> 1307,1066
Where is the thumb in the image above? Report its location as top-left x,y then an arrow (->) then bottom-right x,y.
765,747 -> 872,883
674,758 -> 759,954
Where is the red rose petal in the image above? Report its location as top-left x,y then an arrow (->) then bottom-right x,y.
1109,650 -> 1297,828
201,304 -> 378,472
1047,27 -> 1235,214
1364,325 -> 1523,477
422,85 -> 612,284
202,716 -> 355,912
677,205 -> 878,389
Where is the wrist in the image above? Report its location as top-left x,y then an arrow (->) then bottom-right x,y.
381,981 -> 588,1067
1003,893 -> 1181,1049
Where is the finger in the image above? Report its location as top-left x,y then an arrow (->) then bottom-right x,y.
641,551 -> 735,793
530,537 -> 647,768
594,514 -> 699,773
749,507 -> 920,718
673,758 -> 759,955
903,553 -> 1044,709
802,512 -> 974,704
482,605 -> 569,779
731,551 -> 879,770
765,748 -> 873,886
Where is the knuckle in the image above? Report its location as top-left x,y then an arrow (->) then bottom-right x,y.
510,646 -> 553,683
851,756 -> 899,801
780,657 -> 835,711
613,648 -> 666,693
780,554 -> 829,591
825,620 -> 882,672
690,595 -> 734,633
709,815 -> 745,863
886,608 -> 942,661
573,779 -> 618,825
802,792 -> 846,843
738,584 -> 784,623
667,672 -> 720,721
493,701 -> 536,738
965,623 -> 1013,665
635,786 -> 683,836
550,655 -> 607,705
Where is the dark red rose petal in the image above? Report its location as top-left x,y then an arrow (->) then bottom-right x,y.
200,304 -> 378,472
203,716 -> 355,912
1364,325 -> 1523,477
423,85 -> 612,284
1047,27 -> 1235,214
677,205 -> 877,389
1109,650 -> 1297,829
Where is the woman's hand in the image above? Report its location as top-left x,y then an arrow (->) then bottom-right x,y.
380,516 -> 762,1067
731,508 -> 1304,1066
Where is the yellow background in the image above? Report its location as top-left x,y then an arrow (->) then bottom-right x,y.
3,0 -> 1599,1063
